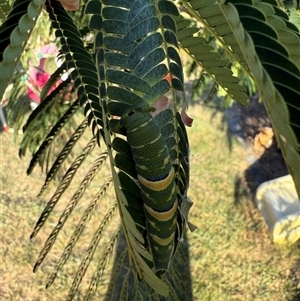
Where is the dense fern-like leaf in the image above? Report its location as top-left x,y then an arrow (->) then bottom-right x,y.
46,178 -> 113,288
118,269 -> 130,301
0,0 -> 44,99
84,230 -> 121,301
21,79 -> 71,133
33,152 -> 108,273
103,249 -> 127,301
184,0 -> 247,65
219,0 -> 300,196
251,0 -> 300,69
31,136 -> 97,241
96,0 -> 193,297
40,61 -> 68,101
174,10 -> 249,106
18,80 -> 73,159
37,118 -> 89,197
87,0 -> 195,298
285,0 -> 300,31
66,204 -> 118,301
46,0 -> 102,138
26,99 -> 80,175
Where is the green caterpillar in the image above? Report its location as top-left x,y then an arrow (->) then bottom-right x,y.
120,108 -> 178,274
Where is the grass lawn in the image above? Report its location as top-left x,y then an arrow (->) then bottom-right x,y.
0,103 -> 299,301
186,105 -> 299,301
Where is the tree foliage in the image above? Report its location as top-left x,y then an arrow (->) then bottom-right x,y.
0,0 -> 299,300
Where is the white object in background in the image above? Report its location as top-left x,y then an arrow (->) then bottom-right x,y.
255,175 -> 300,245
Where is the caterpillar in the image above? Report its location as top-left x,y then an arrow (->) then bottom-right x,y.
120,107 -> 179,274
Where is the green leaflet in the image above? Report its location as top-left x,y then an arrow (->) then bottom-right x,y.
174,10 -> 249,106
46,0 -> 102,137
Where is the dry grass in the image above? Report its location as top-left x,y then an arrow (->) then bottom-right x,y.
0,104 -> 299,301
0,130 -> 119,301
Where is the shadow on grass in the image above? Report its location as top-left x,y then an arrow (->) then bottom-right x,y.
243,144 -> 288,199
107,230 -> 194,300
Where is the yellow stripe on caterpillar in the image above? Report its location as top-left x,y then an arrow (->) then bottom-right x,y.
151,232 -> 175,246
130,134 -> 162,150
144,200 -> 178,222
153,244 -> 173,253
140,185 -> 176,204
138,167 -> 175,191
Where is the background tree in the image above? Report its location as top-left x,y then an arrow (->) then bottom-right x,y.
0,0 -> 299,300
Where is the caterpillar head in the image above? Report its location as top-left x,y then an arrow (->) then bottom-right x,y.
120,106 -> 156,130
